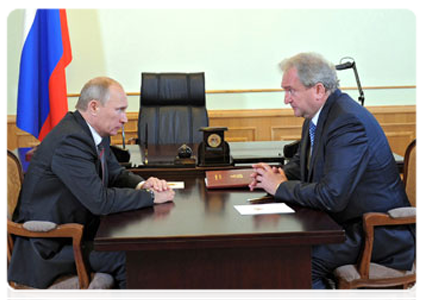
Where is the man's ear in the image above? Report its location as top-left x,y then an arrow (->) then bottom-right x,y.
315,83 -> 327,102
87,100 -> 100,116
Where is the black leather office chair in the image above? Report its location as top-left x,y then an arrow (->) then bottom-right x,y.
138,72 -> 209,145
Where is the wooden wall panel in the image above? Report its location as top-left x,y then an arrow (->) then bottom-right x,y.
7,116 -> 40,149
370,106 -> 416,156
224,127 -> 257,142
379,124 -> 416,156
7,105 -> 416,157
270,125 -> 302,141
110,112 -> 138,145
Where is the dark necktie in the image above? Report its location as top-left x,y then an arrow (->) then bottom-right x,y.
98,144 -> 106,185
309,121 -> 317,149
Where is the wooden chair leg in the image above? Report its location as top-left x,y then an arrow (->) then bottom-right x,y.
338,280 -> 351,300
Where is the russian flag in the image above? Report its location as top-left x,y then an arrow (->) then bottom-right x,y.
16,9 -> 72,141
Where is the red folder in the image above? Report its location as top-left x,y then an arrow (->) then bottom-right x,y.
205,169 -> 254,189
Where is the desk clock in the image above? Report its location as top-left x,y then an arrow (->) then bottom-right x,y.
197,127 -> 232,167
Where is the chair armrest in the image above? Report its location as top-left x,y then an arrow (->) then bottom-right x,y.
364,210 -> 416,228
358,210 -> 416,279
23,220 -> 57,232
8,219 -> 84,238
388,207 -> 416,218
7,220 -> 90,289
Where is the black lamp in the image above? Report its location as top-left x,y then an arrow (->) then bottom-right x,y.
336,57 -> 365,106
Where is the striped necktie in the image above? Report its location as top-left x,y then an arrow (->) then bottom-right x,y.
98,144 -> 106,184
309,121 -> 317,148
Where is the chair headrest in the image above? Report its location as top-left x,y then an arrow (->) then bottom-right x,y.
141,72 -> 205,106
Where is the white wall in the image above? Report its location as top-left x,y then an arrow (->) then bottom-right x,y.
7,9 -> 416,114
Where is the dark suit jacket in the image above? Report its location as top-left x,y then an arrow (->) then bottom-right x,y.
8,111 -> 154,288
276,89 -> 415,270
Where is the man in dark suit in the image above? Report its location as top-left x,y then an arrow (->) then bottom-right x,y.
8,77 -> 175,289
249,53 -> 415,289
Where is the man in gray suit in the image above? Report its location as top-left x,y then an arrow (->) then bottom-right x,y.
8,77 -> 175,289
250,53 -> 415,288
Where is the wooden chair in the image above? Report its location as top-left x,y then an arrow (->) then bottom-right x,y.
334,139 -> 416,289
403,139 -> 416,207
7,150 -> 114,289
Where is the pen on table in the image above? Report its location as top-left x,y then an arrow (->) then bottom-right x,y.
247,195 -> 274,204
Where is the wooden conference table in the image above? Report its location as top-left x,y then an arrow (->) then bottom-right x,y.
94,172 -> 345,289
12,141 -> 401,288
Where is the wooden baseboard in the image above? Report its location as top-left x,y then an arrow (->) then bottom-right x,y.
7,105 -> 416,156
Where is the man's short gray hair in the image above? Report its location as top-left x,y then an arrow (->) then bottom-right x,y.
76,77 -> 123,111
279,52 -> 339,94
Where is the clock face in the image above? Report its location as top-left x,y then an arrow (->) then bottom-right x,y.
207,133 -> 222,148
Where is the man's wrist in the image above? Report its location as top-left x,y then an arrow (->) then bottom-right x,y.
145,188 -> 155,202
275,181 -> 284,193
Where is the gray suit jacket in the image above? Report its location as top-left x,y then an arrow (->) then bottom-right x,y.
8,110 -> 154,288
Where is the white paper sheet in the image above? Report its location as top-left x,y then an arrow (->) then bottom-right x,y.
234,203 -> 295,215
167,181 -> 185,189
